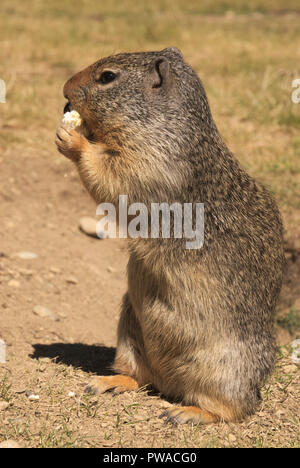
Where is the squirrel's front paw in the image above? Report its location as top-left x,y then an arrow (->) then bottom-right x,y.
84,375 -> 139,395
55,124 -> 87,162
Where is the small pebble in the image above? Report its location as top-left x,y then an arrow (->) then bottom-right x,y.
79,217 -> 98,238
107,266 -> 117,273
0,400 -> 9,411
292,350 -> 300,365
13,251 -> 38,260
26,391 -> 40,401
33,305 -> 59,321
66,277 -> 78,284
291,339 -> 300,349
57,312 -> 67,319
0,439 -> 21,448
79,217 -> 106,239
0,339 -> 6,363
8,279 -> 20,288
18,268 -> 34,276
228,433 -> 237,443
291,339 -> 300,365
50,267 -> 61,274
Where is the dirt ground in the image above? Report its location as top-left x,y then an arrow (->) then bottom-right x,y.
0,148 -> 299,448
0,0 -> 300,448
0,147 -> 299,448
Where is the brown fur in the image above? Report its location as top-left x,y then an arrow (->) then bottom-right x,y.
55,47 -> 284,424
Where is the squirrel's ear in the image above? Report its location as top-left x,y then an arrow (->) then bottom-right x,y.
148,57 -> 172,92
161,47 -> 183,59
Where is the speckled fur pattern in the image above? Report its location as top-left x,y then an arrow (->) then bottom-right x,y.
55,47 -> 284,423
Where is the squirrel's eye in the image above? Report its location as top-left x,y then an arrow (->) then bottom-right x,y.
98,71 -> 117,85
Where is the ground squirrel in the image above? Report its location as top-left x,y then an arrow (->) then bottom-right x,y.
55,47 -> 284,424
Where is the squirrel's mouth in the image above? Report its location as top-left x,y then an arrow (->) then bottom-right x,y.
63,100 -> 94,140
63,101 -> 72,114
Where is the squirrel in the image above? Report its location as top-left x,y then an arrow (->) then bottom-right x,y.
55,47 -> 284,425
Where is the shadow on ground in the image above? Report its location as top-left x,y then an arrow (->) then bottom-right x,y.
30,343 -> 116,375
30,342 -> 167,400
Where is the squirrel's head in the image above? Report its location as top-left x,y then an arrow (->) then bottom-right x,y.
63,47 -> 215,158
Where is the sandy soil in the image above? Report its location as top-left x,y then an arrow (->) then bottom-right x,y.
0,142 -> 299,447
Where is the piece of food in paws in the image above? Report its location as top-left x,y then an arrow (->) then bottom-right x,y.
62,110 -> 82,129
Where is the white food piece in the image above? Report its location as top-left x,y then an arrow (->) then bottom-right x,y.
62,110 -> 82,129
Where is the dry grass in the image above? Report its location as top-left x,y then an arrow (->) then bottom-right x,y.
0,347 -> 299,448
1,1 -> 300,210
0,0 -> 299,448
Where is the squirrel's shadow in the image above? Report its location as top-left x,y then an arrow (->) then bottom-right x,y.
30,343 -> 116,375
30,342 -> 164,399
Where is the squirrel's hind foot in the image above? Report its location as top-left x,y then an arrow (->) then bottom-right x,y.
160,406 -> 220,426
